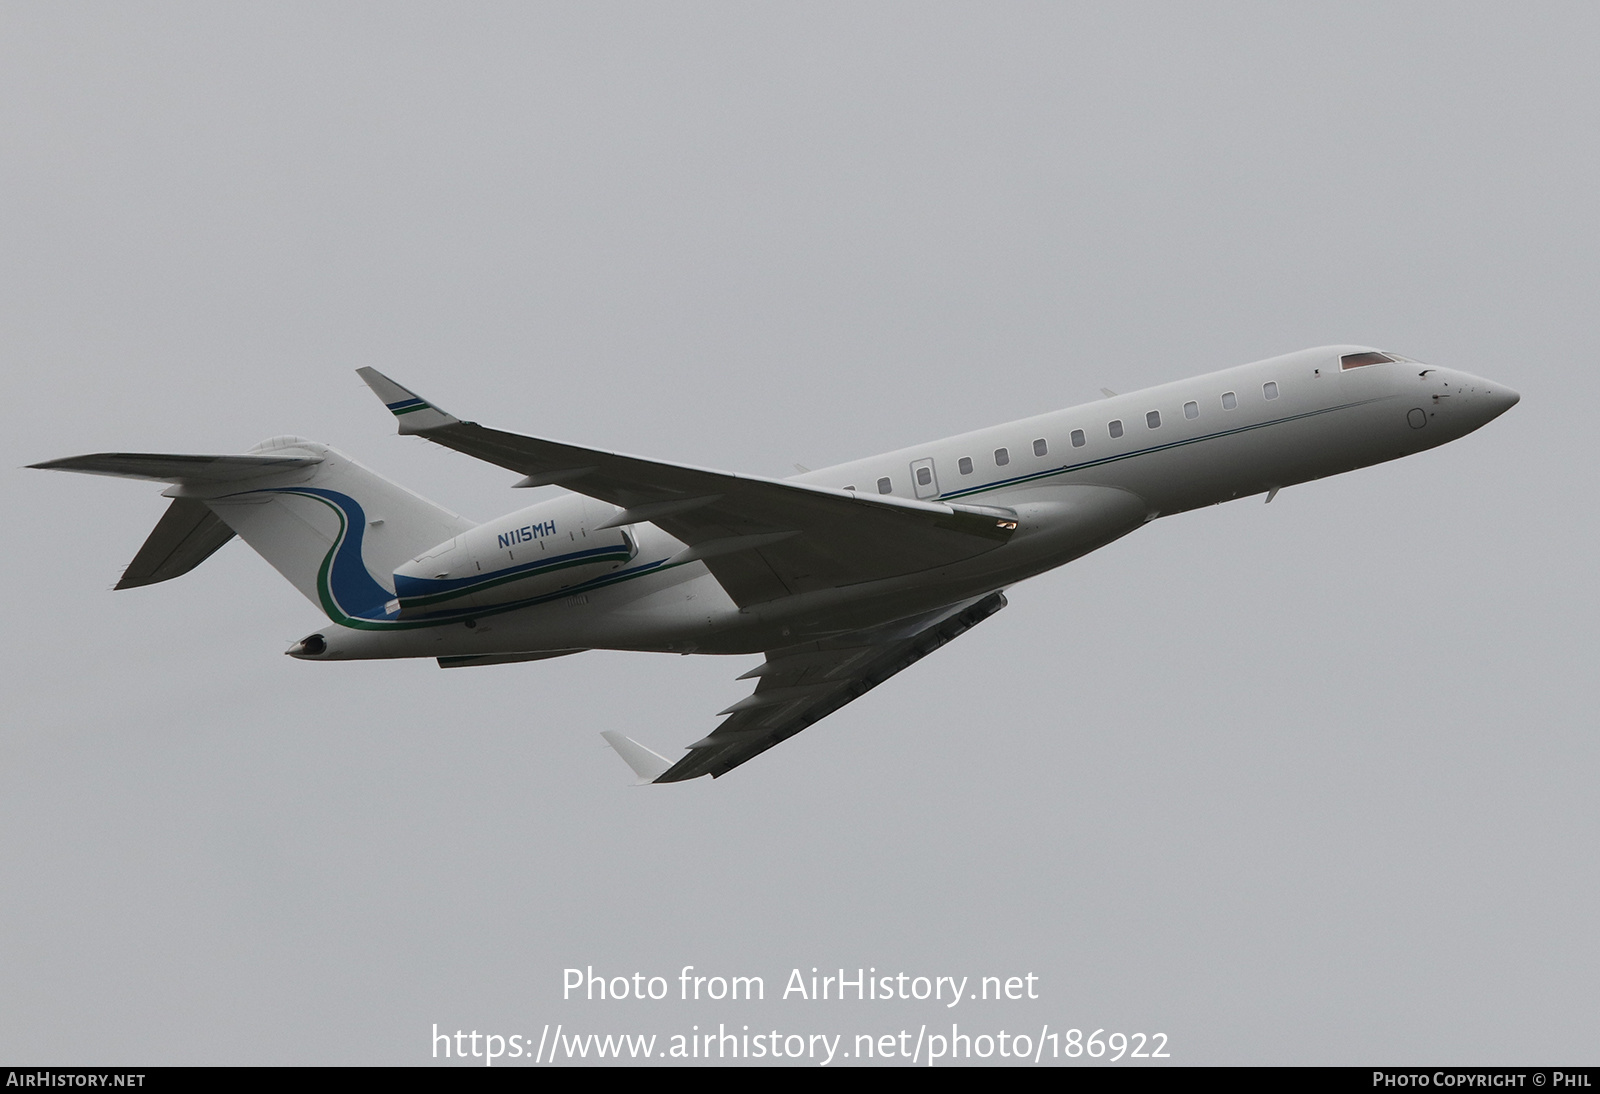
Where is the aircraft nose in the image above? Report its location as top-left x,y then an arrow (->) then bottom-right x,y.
1483,383 -> 1520,421
1429,370 -> 1519,434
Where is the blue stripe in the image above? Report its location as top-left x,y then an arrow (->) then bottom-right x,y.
225,484 -> 680,629
396,556 -> 675,623
230,486 -> 396,621
395,542 -> 632,600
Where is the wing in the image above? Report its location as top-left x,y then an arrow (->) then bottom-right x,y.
636,590 -> 1007,781
356,369 -> 1018,606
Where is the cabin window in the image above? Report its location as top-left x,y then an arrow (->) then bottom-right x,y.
1341,351 -> 1394,369
1070,429 -> 1086,447
958,456 -> 973,475
1222,391 -> 1238,410
1146,410 -> 1161,429
994,448 -> 1010,466
1033,438 -> 1048,457
916,466 -> 933,486
1184,401 -> 1199,419
1108,419 -> 1124,439
1263,381 -> 1279,400
877,477 -> 892,494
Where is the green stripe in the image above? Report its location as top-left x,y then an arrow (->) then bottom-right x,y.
283,486 -> 689,631
399,549 -> 635,609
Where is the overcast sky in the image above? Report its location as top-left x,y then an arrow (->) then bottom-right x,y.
2,2 -> 1595,1065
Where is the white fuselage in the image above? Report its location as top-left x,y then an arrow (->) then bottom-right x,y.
312,346 -> 1518,662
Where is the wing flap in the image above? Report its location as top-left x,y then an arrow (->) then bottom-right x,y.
655,591 -> 1008,782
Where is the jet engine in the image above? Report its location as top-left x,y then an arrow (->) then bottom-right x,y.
392,493 -> 635,617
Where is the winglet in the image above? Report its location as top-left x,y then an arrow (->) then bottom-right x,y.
600,731 -> 674,785
355,368 -> 462,435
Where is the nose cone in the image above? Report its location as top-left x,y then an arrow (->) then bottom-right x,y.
1445,370 -> 1520,431
1470,379 -> 1520,429
1490,385 -> 1521,417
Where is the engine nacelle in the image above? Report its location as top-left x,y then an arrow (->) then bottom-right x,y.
393,494 -> 635,617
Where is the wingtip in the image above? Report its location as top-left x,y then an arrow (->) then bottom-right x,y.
355,367 -> 460,434
600,730 -> 674,785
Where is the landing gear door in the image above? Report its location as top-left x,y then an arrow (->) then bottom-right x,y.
910,457 -> 940,500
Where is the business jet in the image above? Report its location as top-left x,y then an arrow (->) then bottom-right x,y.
32,346 -> 1517,783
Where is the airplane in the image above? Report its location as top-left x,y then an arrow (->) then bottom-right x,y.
31,346 -> 1518,783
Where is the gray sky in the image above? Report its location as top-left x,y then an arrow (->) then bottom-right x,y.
2,2 -> 1595,1065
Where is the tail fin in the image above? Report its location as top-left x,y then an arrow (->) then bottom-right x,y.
32,437 -> 474,625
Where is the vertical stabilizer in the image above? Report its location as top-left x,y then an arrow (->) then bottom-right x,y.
198,439 -> 476,624
33,438 -> 475,624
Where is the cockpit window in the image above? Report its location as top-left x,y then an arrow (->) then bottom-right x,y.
1341,351 -> 1395,369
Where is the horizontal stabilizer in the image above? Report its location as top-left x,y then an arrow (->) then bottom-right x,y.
600,731 -> 675,785
29,452 -> 321,483
33,439 -> 475,622
116,498 -> 236,589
